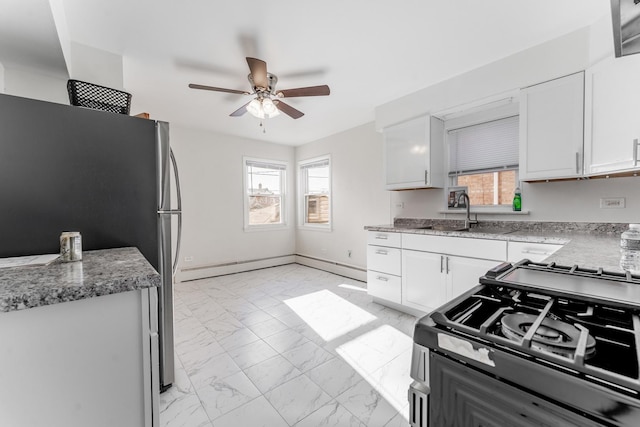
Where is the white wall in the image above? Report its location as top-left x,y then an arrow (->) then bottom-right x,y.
392,177 -> 640,223
375,26 -> 592,130
170,125 -> 297,281
68,42 -> 123,90
295,123 -> 391,274
3,65 -> 68,104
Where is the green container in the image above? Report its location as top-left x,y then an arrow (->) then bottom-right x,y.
513,187 -> 522,212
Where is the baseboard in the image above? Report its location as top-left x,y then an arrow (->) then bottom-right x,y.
294,254 -> 366,282
176,255 -> 296,282
372,297 -> 426,318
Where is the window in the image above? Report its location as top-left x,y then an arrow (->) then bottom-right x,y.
448,115 -> 519,207
298,155 -> 331,228
243,157 -> 287,229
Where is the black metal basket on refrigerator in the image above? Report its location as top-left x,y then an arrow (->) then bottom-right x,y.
67,79 -> 132,115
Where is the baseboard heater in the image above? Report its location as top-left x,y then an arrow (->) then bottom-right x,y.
294,254 -> 366,272
178,253 -> 365,283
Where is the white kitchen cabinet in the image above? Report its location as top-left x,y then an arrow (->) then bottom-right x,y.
401,233 -> 507,314
367,231 -> 402,304
0,288 -> 158,427
585,55 -> 640,175
383,115 -> 444,190
402,249 -> 447,312
402,250 -> 502,313
519,72 -> 585,181
507,241 -> 563,263
447,256 -> 501,300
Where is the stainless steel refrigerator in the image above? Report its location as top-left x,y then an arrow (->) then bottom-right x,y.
0,92 -> 181,392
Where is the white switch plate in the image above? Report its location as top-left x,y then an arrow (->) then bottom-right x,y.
600,197 -> 625,209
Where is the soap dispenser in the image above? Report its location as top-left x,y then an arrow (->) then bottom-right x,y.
512,187 -> 522,212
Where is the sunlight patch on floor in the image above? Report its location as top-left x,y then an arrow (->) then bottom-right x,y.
336,325 -> 413,417
284,289 -> 376,341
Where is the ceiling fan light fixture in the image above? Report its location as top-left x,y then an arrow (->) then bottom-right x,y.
247,98 -> 265,119
246,97 -> 280,119
262,98 -> 277,115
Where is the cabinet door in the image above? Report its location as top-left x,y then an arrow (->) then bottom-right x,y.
447,256 -> 502,301
402,249 -> 446,313
519,72 -> 584,181
585,55 -> 640,175
384,115 -> 429,189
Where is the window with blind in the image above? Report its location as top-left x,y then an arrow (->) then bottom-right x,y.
298,155 -> 331,228
243,157 -> 287,229
448,115 -> 519,206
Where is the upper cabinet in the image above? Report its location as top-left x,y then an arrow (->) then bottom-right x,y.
383,115 -> 444,190
519,72 -> 585,181
585,55 -> 640,176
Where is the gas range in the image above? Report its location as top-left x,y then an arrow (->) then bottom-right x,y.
409,260 -> 640,427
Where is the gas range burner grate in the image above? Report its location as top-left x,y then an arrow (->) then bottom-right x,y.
501,312 -> 596,360
431,266 -> 640,393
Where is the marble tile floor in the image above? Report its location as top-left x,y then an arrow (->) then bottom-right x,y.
160,263 -> 418,427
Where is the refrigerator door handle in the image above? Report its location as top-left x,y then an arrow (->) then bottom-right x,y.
170,149 -> 182,276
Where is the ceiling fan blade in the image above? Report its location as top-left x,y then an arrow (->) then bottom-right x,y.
276,85 -> 330,98
189,83 -> 250,95
274,100 -> 304,119
230,101 -> 251,117
246,57 -> 268,89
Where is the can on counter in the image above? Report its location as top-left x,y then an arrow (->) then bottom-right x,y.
60,231 -> 82,262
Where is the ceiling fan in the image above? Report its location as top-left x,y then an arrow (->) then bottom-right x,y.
189,57 -> 330,120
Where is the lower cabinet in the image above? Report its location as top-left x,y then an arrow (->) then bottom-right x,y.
402,250 -> 501,313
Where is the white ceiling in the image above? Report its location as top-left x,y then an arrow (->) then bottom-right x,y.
1,0 -> 610,145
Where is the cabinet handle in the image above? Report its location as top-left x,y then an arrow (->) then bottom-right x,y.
634,139 -> 639,167
521,249 -> 552,256
424,170 -> 428,184
377,275 -> 389,282
440,255 -> 444,273
575,152 -> 580,174
375,234 -> 388,240
375,250 -> 388,255
446,256 -> 450,274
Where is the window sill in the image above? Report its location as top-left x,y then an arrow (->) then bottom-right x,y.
298,224 -> 332,232
244,224 -> 289,232
439,208 -> 530,215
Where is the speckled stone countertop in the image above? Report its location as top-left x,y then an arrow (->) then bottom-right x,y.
365,218 -> 629,273
0,247 -> 161,313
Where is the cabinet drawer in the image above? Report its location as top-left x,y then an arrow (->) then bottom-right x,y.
367,245 -> 401,275
367,231 -> 401,248
507,241 -> 564,263
402,233 -> 507,261
367,271 -> 401,304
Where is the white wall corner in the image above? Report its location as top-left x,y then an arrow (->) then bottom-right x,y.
48,0 -> 73,78
69,42 -> 124,90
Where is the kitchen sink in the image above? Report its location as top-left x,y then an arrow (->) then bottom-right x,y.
430,225 -> 469,232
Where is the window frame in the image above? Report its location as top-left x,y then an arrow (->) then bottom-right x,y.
242,156 -> 289,231
443,103 -> 521,212
297,154 -> 332,231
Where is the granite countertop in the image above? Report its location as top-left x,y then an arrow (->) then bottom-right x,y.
0,247 -> 161,313
365,219 -> 627,273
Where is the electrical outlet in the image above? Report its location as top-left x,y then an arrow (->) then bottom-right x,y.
600,197 -> 625,209
395,202 -> 405,209
184,256 -> 194,262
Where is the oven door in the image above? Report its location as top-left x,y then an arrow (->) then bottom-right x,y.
429,352 -> 604,427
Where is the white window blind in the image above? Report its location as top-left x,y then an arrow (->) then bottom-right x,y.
448,115 -> 519,176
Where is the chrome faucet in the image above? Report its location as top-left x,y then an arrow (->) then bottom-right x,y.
457,193 -> 478,229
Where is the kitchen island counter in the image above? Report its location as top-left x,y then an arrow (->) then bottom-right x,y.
0,247 -> 160,313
